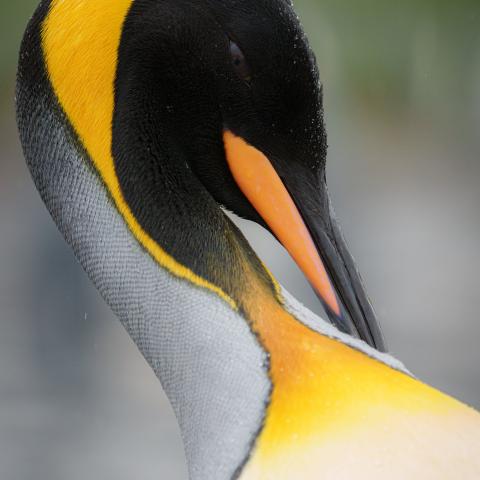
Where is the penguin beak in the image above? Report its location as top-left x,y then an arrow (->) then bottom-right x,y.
223,130 -> 385,351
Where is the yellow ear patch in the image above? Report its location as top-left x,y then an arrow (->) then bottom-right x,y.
41,0 -> 237,310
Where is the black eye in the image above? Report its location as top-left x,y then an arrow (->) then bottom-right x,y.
229,40 -> 251,82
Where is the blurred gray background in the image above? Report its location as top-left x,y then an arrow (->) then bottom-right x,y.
1,1 -> 479,479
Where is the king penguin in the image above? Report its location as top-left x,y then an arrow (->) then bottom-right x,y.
16,0 -> 480,479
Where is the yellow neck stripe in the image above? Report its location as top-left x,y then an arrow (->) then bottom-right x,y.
41,0 -> 236,310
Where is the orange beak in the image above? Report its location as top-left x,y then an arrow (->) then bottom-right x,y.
223,130 -> 340,316
222,129 -> 385,351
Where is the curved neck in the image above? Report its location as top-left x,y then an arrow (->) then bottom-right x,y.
18,3 -> 275,478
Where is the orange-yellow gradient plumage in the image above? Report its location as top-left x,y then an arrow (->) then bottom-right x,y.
240,285 -> 480,479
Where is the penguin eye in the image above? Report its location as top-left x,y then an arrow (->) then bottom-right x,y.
229,40 -> 251,82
